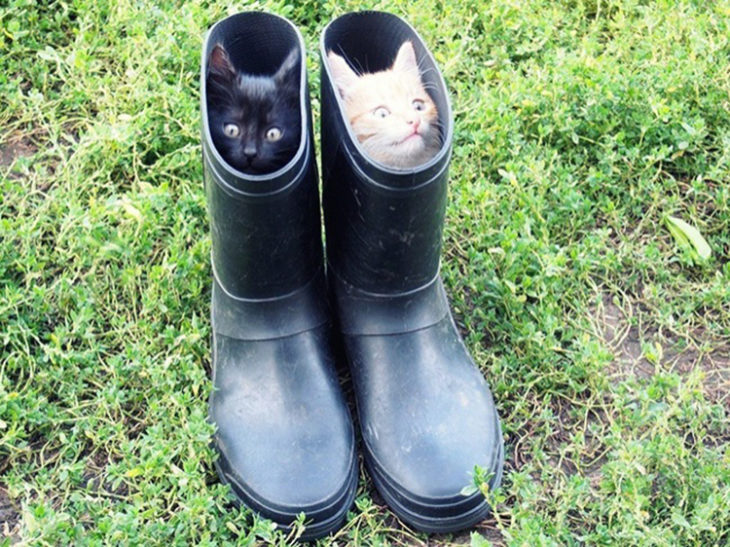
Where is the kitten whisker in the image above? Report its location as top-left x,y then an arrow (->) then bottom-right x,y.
349,56 -> 368,76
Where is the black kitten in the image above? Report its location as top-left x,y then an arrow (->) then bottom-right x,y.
206,44 -> 300,174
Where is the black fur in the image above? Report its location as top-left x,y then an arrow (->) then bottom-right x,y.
207,44 -> 300,174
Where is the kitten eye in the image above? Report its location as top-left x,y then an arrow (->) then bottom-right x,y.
223,123 -> 240,138
412,99 -> 426,111
265,127 -> 283,142
373,107 -> 390,118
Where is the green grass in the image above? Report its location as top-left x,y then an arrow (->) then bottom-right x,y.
2,0 -> 729,544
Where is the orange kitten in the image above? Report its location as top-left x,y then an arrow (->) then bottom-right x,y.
328,41 -> 440,169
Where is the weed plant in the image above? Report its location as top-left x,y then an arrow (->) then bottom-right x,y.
1,0 -> 729,544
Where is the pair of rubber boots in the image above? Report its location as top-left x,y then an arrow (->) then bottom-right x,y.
202,11 -> 504,540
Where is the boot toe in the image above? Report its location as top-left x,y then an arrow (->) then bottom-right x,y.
364,411 -> 503,532
216,433 -> 358,536
349,317 -> 504,532
210,330 -> 358,538
214,412 -> 357,521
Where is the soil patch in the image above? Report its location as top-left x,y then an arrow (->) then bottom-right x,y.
595,293 -> 655,379
0,135 -> 37,168
0,484 -> 20,541
592,291 -> 730,404
444,522 -> 505,545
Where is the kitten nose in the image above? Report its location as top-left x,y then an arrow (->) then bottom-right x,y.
407,118 -> 420,130
244,145 -> 257,159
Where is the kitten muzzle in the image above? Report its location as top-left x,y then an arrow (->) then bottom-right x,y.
395,130 -> 424,146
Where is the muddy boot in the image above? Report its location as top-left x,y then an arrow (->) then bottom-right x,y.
319,11 -> 504,533
202,12 -> 357,540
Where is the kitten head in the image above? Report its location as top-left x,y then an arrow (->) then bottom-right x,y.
207,44 -> 301,174
328,41 -> 440,169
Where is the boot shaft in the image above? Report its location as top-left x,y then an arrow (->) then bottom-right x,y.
203,159 -> 322,299
320,11 -> 454,295
202,12 -> 323,300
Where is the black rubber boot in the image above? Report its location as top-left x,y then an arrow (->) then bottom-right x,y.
201,13 -> 357,540
320,12 -> 504,533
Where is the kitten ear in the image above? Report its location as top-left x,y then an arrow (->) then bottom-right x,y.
208,44 -> 235,82
328,51 -> 359,97
392,41 -> 419,74
274,48 -> 300,87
